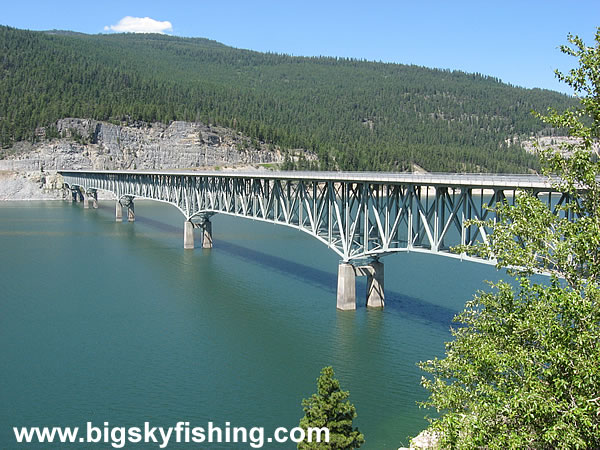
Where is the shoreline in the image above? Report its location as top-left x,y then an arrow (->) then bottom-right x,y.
0,171 -> 65,202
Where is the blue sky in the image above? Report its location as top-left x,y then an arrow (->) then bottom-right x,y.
2,0 -> 599,94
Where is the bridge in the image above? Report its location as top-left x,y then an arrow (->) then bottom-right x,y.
58,170 -> 568,310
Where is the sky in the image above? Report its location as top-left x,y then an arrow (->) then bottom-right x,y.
2,0 -> 599,94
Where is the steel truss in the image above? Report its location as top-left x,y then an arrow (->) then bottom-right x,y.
60,170 -> 569,262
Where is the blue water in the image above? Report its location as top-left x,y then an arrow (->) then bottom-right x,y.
0,200 -> 507,448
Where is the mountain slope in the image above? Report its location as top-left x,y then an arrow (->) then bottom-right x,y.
0,26 -> 576,172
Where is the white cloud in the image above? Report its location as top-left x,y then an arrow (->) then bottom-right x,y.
104,16 -> 173,34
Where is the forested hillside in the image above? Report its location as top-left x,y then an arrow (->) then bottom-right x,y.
0,26 -> 576,172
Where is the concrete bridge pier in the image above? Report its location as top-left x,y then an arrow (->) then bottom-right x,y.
336,260 -> 385,310
201,219 -> 213,249
115,200 -> 123,222
71,187 -> 83,203
64,185 -> 73,202
362,261 -> 384,308
85,189 -> 98,209
118,196 -> 135,222
184,220 -> 195,249
183,216 -> 213,250
82,190 -> 89,209
127,203 -> 135,222
337,263 -> 357,310
127,201 -> 135,222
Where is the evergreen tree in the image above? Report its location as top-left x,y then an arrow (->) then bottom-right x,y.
298,366 -> 364,449
0,25 -> 575,173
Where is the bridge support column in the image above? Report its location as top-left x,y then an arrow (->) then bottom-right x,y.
115,200 -> 123,222
127,202 -> 135,222
365,261 -> 384,308
184,215 -> 213,250
64,186 -> 73,202
202,219 -> 212,249
83,191 -> 89,209
89,190 -> 98,209
117,196 -> 135,221
337,263 -> 356,310
337,260 -> 385,310
184,220 -> 195,249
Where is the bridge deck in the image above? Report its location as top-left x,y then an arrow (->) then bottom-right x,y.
59,169 -> 553,189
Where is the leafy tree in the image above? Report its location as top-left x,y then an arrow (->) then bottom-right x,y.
417,28 -> 600,448
298,366 -> 364,449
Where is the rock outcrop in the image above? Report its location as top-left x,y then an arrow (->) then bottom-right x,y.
0,118 -> 309,200
0,118 -> 286,172
0,170 -> 66,201
398,430 -> 440,450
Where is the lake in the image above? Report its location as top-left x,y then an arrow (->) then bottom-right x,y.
0,200 -> 507,448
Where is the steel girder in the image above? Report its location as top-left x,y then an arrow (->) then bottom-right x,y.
60,171 -> 568,262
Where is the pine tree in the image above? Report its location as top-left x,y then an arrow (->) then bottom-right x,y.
0,25 -> 573,172
298,366 -> 364,449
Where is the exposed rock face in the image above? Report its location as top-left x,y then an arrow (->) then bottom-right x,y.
0,118 -> 286,172
519,135 -> 600,155
0,170 -> 66,201
397,429 -> 440,450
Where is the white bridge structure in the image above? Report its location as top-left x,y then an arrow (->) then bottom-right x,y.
59,170 -> 567,310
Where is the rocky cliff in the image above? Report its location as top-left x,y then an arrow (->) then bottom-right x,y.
0,118 -> 306,200
1,118 -> 286,172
